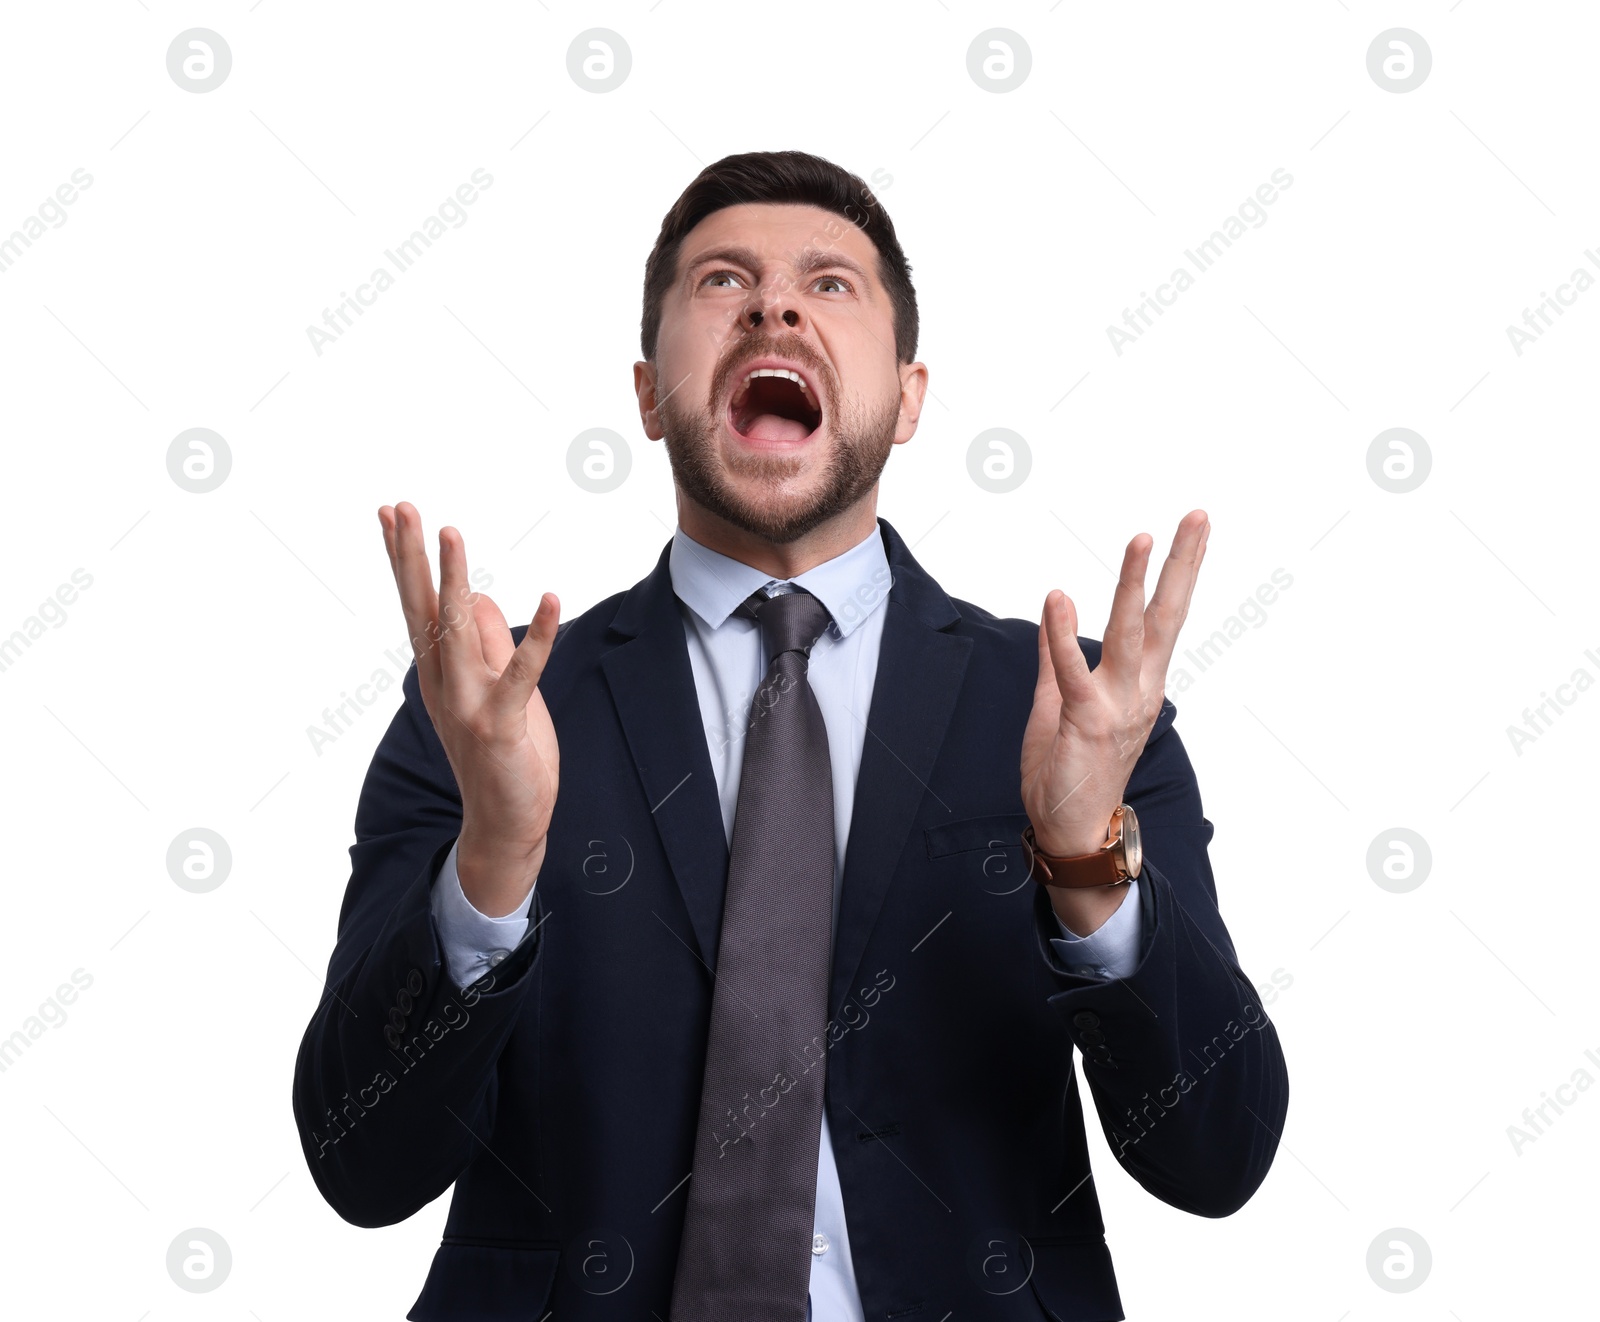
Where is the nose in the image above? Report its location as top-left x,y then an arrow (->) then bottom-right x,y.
738,298 -> 801,334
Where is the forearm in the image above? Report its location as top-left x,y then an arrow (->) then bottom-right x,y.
293,839 -> 544,1227
1036,858 -> 1289,1217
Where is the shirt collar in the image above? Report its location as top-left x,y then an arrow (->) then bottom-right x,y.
669,520 -> 890,641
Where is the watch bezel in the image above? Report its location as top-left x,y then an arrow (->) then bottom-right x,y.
1115,803 -> 1141,880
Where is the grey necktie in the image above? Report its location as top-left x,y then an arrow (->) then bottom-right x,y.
669,587 -> 836,1321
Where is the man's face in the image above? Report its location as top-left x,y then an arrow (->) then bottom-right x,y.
636,202 -> 926,545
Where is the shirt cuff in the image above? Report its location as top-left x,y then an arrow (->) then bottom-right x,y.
428,837 -> 535,990
1046,875 -> 1143,980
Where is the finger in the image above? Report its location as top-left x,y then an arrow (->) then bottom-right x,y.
379,505 -> 414,611
1034,611 -> 1059,701
435,524 -> 486,712
378,504 -> 397,572
1041,589 -> 1097,710
1102,532 -> 1153,689
472,585 -> 514,675
1143,509 -> 1209,676
386,502 -> 443,689
488,593 -> 562,721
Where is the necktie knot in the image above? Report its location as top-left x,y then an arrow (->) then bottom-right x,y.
735,588 -> 832,661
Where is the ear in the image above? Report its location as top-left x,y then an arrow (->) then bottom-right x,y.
893,361 -> 929,445
633,361 -> 664,440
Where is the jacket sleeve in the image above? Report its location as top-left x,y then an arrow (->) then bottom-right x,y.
1032,693 -> 1290,1218
290,653 -> 547,1228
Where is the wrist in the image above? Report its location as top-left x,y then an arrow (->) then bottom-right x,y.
455,829 -> 546,917
1025,803 -> 1141,892
1031,824 -> 1110,858
1049,878 -> 1132,938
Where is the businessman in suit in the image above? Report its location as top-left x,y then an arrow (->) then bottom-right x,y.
293,150 -> 1289,1321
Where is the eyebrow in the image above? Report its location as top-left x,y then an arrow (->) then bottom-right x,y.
683,243 -> 872,289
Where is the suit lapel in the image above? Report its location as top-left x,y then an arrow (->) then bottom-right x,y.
600,542 -> 731,976
827,519 -> 970,1020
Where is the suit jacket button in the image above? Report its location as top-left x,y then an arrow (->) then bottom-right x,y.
1073,1011 -> 1100,1030
1081,1028 -> 1105,1046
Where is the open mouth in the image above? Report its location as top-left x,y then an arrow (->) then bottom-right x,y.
727,366 -> 823,445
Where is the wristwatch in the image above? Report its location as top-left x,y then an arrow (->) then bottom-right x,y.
1022,804 -> 1141,890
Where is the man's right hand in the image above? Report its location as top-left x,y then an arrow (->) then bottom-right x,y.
379,501 -> 561,917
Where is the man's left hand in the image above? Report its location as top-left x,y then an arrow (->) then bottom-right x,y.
1021,510 -> 1210,931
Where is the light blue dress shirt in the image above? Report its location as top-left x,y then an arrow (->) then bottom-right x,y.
427,521 -> 1144,1319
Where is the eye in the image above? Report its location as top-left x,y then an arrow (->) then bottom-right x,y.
701,270 -> 745,288
814,275 -> 853,293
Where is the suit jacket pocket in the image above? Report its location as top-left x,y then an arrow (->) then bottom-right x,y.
924,811 -> 1035,896
923,811 -> 1033,859
1026,1235 -> 1124,1322
408,1241 -> 560,1321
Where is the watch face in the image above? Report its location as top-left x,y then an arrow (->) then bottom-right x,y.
1121,804 -> 1141,877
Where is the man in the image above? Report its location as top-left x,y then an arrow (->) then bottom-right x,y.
293,149 -> 1289,1321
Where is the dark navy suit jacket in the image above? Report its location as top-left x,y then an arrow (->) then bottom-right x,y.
292,516 -> 1290,1321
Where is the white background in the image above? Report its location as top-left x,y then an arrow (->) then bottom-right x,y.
0,2 -> 1594,1318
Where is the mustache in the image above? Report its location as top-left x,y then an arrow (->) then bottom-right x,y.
713,337 -> 831,403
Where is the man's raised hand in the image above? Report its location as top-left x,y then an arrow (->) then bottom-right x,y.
378,501 -> 560,917
1022,509 -> 1210,858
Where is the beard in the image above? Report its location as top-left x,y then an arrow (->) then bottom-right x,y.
656,364 -> 901,546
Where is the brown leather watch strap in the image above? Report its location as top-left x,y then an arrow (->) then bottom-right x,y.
1022,823 -> 1128,890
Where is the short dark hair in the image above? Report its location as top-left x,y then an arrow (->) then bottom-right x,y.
639,150 -> 918,366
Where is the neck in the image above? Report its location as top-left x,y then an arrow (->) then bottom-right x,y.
675,490 -> 879,580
